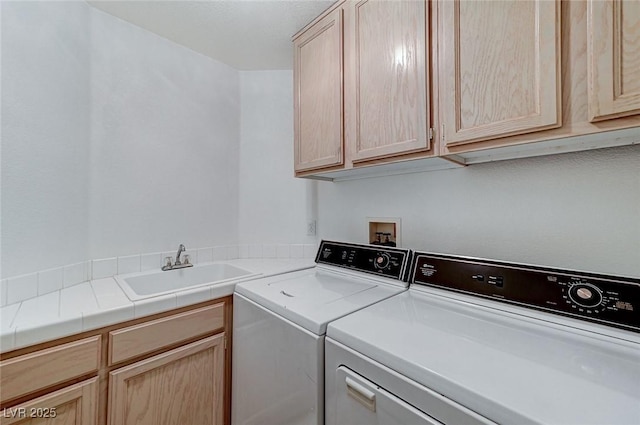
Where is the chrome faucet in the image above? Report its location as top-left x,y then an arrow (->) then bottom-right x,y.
162,243 -> 193,271
175,244 -> 186,265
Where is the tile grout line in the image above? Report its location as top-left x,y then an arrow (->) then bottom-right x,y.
9,301 -> 24,328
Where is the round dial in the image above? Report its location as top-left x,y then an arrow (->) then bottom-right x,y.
568,283 -> 603,308
374,253 -> 390,269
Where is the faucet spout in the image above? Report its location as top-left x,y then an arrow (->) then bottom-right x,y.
175,244 -> 186,265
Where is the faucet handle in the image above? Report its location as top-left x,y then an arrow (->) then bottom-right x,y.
183,254 -> 191,265
164,256 -> 173,267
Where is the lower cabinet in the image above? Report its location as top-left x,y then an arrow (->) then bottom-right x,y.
0,378 -> 98,425
1,297 -> 232,425
108,334 -> 225,425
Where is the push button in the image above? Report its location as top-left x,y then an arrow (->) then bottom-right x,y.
488,276 -> 504,288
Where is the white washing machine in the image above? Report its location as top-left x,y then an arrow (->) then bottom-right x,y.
326,251 -> 640,425
231,240 -> 412,425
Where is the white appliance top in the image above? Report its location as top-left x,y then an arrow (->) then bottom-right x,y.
235,266 -> 406,335
326,287 -> 640,425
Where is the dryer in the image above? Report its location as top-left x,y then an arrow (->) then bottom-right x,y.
325,251 -> 640,424
231,240 -> 412,425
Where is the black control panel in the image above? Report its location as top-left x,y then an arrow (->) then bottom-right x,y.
315,240 -> 411,281
410,252 -> 640,333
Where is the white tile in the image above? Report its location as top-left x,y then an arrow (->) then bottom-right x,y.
64,262 -> 87,287
134,294 -> 177,319
7,273 -> 38,305
176,286 -> 211,308
60,283 -> 99,315
303,244 -> 318,259
226,245 -> 239,260
38,267 -> 63,295
118,255 -> 141,275
248,244 -> 262,259
262,244 -> 277,259
0,279 -> 8,307
238,244 -> 249,259
12,292 -> 59,328
91,278 -> 132,310
1,303 -> 21,330
141,252 -> 162,271
213,246 -> 227,261
15,315 -> 83,349
0,328 -> 15,353
83,305 -> 134,332
290,244 -> 304,259
92,258 -> 117,279
197,247 -> 213,264
276,244 -> 291,259
211,282 -> 236,300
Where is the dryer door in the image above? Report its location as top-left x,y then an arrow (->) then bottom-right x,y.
336,366 -> 441,425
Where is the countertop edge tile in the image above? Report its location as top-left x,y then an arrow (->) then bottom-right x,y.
83,305 -> 135,332
134,294 -> 178,319
14,315 -> 83,349
0,328 -> 16,353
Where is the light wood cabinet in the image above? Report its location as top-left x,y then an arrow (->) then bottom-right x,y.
439,0 -> 561,147
1,297 -> 233,425
293,7 -> 344,172
108,335 -> 225,425
344,0 -> 430,162
0,336 -> 101,404
293,0 -> 639,174
588,0 -> 640,121
293,0 -> 452,180
108,303 -> 224,365
0,378 -> 98,425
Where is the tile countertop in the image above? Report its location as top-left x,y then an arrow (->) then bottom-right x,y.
0,259 -> 315,353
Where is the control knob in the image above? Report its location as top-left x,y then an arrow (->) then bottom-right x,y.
568,282 -> 603,308
374,253 -> 391,270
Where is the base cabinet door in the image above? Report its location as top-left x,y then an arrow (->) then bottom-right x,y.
0,378 -> 98,425
108,334 -> 225,425
588,0 -> 640,121
440,0 -> 561,147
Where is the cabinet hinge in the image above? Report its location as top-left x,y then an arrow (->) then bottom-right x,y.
224,336 -> 227,350
428,127 -> 433,140
441,124 -> 445,142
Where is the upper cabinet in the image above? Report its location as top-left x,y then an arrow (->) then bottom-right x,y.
588,0 -> 640,121
439,0 -> 561,147
344,0 -> 430,162
292,0 -> 640,178
293,0 -> 454,180
293,8 -> 344,173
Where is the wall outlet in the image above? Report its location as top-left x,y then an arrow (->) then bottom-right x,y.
307,220 -> 317,236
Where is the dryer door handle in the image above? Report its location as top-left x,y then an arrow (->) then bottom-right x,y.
345,376 -> 376,412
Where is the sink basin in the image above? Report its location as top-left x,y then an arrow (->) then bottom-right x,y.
115,263 -> 259,300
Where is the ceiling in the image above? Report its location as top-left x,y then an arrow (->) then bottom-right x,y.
88,0 -> 334,70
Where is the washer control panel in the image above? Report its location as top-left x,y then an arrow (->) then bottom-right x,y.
316,240 -> 410,280
410,252 -> 640,332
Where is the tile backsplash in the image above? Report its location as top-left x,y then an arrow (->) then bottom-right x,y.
0,243 -> 317,307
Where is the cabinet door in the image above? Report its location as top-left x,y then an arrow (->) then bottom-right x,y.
0,378 -> 98,425
294,8 -> 344,172
440,0 -> 561,147
108,334 -> 225,425
346,0 -> 430,162
588,0 -> 640,121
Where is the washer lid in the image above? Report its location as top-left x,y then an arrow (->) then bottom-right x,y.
327,289 -> 640,425
235,267 -> 406,335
